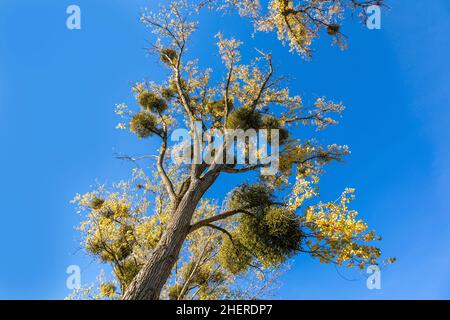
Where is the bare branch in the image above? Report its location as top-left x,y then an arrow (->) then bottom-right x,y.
190,208 -> 253,232
221,163 -> 268,174
157,133 -> 177,202
204,224 -> 234,243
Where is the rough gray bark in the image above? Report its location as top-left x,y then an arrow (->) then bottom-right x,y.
122,173 -> 219,300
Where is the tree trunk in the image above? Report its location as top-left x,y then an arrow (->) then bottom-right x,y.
122,177 -> 215,300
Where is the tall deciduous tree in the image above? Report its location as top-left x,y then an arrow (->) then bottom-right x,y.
72,0 -> 392,300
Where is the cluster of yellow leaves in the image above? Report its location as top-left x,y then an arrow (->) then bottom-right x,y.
71,169 -> 170,296
273,142 -> 349,188
216,33 -> 242,68
141,1 -> 197,44
302,188 -> 381,269
214,0 -> 353,57
283,149 -> 385,270
257,0 -> 314,56
288,175 -> 318,210
99,283 -> 117,299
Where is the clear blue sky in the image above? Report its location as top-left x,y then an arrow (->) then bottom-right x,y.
0,0 -> 449,299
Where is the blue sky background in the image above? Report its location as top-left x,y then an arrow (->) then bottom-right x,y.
0,0 -> 449,299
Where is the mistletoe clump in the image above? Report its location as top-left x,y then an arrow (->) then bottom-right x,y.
137,91 -> 168,113
160,47 -> 178,66
246,207 -> 303,264
226,108 -> 289,145
161,87 -> 176,101
218,237 -> 253,274
260,115 -> 290,145
226,107 -> 262,130
218,206 -> 303,273
219,183 -> 303,272
129,112 -> 159,138
91,197 -> 105,210
206,99 -> 229,119
326,24 -> 340,36
229,183 -> 274,211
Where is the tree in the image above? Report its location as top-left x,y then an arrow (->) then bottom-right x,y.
72,0 -> 392,300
